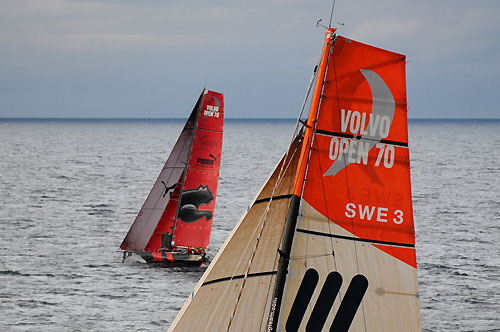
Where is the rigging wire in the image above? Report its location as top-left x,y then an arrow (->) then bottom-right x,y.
315,34 -> 340,275
288,40 -> 325,144
204,137 -> 302,331
225,42 -> 325,331
256,44 -> 326,330
225,139 -> 300,331
257,140 -> 302,328
221,15 -> 336,330
294,31 -> 336,280
326,28 -> 369,332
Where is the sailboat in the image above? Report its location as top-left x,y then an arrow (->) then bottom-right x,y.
169,27 -> 420,331
120,89 -> 224,266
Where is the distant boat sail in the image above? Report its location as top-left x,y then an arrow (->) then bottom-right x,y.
169,28 -> 420,331
120,89 -> 224,266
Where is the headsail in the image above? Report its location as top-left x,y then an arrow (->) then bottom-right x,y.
169,28 -> 420,331
120,90 -> 224,255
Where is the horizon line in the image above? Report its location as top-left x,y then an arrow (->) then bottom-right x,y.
1,117 -> 499,121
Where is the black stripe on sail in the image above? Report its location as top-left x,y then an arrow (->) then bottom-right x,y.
380,138 -> 407,146
285,268 -> 319,332
315,129 -> 408,147
253,194 -> 292,205
296,228 -> 415,248
306,271 -> 343,332
316,129 -> 354,139
330,275 -> 368,332
201,271 -> 277,287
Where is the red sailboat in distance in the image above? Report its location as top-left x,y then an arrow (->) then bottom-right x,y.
120,89 -> 224,266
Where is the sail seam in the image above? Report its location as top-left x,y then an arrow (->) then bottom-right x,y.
202,271 -> 278,287
253,194 -> 292,205
315,129 -> 408,147
196,127 -> 223,134
296,228 -> 415,248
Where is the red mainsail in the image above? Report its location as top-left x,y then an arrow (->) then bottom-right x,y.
302,36 -> 415,267
171,91 -> 224,249
120,90 -> 224,253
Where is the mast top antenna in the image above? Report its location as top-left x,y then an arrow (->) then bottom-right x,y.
329,0 -> 337,27
317,0 -> 339,30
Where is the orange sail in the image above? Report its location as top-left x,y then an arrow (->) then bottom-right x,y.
304,35 -> 415,266
277,32 -> 420,331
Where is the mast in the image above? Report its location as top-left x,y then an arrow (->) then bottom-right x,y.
266,27 -> 336,332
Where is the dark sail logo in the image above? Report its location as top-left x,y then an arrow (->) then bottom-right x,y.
285,268 -> 368,332
196,154 -> 217,166
161,181 -> 176,198
178,185 -> 214,223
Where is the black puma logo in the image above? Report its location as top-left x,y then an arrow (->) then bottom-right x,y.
161,181 -> 176,198
196,154 -> 217,166
178,185 -> 214,223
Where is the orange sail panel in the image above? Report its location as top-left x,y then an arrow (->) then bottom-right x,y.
172,91 -> 224,249
303,36 -> 415,266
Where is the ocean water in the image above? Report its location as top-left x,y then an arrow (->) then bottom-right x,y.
0,119 -> 498,331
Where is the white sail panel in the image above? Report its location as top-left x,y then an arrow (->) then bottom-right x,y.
278,201 -> 420,331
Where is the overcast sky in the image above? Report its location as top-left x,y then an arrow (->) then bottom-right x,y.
0,0 -> 498,119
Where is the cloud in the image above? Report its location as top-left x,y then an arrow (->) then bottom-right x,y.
0,0 -> 498,118
348,17 -> 419,57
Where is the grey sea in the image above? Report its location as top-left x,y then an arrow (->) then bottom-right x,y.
0,119 -> 499,332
